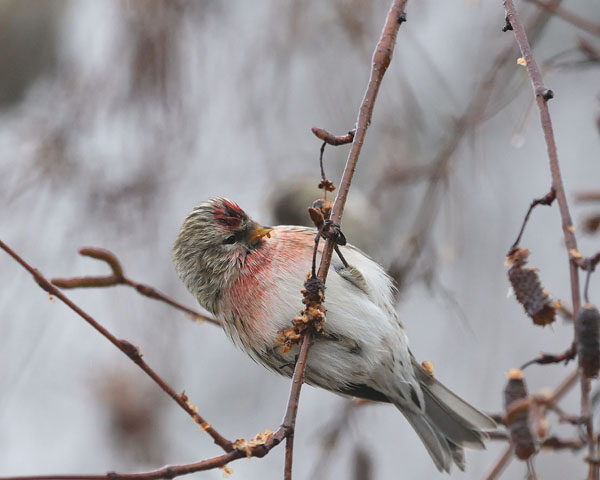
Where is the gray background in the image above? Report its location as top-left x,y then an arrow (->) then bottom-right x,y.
1,1 -> 599,478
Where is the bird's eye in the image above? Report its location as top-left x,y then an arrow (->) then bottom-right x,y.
223,235 -> 237,245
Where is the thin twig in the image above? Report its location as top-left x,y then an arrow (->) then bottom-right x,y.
282,3 -> 408,478
503,1 -> 595,476
548,368 -> 579,403
576,191 -> 600,203
524,0 -> 600,37
0,330 -> 315,480
52,247 -> 218,325
317,2 -> 407,282
312,128 -> 356,199
585,268 -> 594,305
489,431 -> 585,450
282,331 -> 313,480
1,2 -> 410,478
0,239 -> 232,452
580,253 -> 600,304
520,343 -> 576,369
311,127 -> 355,146
527,457 -> 538,480
382,3 -> 559,292
486,445 -> 514,480
509,188 -> 556,252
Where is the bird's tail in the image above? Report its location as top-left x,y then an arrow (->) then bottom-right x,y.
399,360 -> 496,473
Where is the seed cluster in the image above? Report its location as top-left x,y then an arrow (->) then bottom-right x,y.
507,248 -> 556,326
276,275 -> 326,354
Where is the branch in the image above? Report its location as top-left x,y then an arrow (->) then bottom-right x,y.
524,0 -> 600,37
509,188 -> 556,251
281,2 -> 408,477
311,127 -> 355,146
0,239 -> 232,453
1,2 -> 410,479
485,445 -> 513,480
52,247 -> 219,326
317,2 -> 407,282
0,239 -> 320,479
502,1 -> 596,477
381,3 -> 558,292
520,343 -> 576,370
576,191 -> 600,203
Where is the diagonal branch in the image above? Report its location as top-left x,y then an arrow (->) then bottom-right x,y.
502,1 -> 595,477
51,247 -> 219,325
0,2 -> 410,479
283,1 -> 408,477
0,239 -> 232,453
524,0 -> 600,37
317,2 -> 407,282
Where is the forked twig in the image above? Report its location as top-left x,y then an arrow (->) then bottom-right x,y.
2,2 -> 411,478
0,239 -> 232,453
51,247 -> 219,325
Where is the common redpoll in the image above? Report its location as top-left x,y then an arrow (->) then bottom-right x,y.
173,198 -> 495,473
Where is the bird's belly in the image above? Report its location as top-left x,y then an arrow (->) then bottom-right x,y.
220,247 -> 404,394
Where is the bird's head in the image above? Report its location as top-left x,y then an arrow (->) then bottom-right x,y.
172,198 -> 273,313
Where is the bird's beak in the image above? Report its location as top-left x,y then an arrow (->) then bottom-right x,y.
248,225 -> 273,244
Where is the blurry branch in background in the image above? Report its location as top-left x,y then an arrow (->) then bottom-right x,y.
51,246 -> 219,326
575,190 -> 600,235
0,240 -> 233,453
576,191 -> 600,203
308,398 -> 369,480
0,1 -> 409,479
375,0 -> 565,294
524,0 -> 600,37
485,1 -> 600,478
541,37 -> 600,72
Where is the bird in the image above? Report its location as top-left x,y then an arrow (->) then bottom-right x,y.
172,198 -> 495,473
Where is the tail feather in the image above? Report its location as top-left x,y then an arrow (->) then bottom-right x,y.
449,442 -> 466,471
392,357 -> 497,472
412,357 -> 496,431
403,411 -> 453,473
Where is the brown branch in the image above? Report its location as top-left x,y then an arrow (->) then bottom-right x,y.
527,458 -> 538,480
0,239 -> 232,453
485,445 -> 514,480
548,368 -> 579,403
317,1 -> 407,282
524,0 -> 600,37
51,247 -> 219,326
280,3 -> 408,477
509,188 -> 556,252
308,399 -> 360,478
520,343 -> 576,369
490,430 -> 584,450
1,2 -> 409,479
0,275 -> 315,480
540,435 -> 585,451
576,191 -> 600,203
311,127 -> 355,146
0,453 -> 245,480
282,331 -> 313,480
503,1 -> 595,477
382,4 -> 559,292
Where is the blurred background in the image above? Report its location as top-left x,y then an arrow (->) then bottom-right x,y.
1,0 -> 599,478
